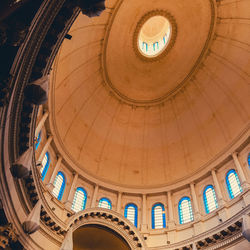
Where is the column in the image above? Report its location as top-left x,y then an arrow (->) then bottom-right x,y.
141,194 -> 148,231
167,191 -> 175,229
35,110 -> 49,137
211,169 -> 229,221
232,152 -> 249,190
211,169 -> 226,206
48,156 -> 62,185
46,156 -> 62,191
116,192 -> 122,213
65,173 -> 78,210
60,227 -> 73,250
167,191 -> 176,241
91,185 -> 99,208
190,183 -> 201,220
242,214 -> 250,241
37,135 -> 52,163
167,191 -> 174,221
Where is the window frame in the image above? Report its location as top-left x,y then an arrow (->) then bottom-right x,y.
98,197 -> 112,209
142,42 -> 148,51
151,203 -> 166,229
52,171 -> 66,201
124,203 -> 138,227
41,151 -> 50,181
226,169 -> 243,199
71,187 -> 87,212
35,131 -> 42,150
248,153 -> 250,168
178,196 -> 194,224
203,185 -> 218,214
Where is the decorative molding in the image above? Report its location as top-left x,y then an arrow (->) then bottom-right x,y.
0,0 -> 75,248
0,0 -> 250,249
205,232 -> 242,250
132,10 -> 177,63
67,208 -> 147,249
0,223 -> 18,249
149,205 -> 250,249
100,0 -> 217,107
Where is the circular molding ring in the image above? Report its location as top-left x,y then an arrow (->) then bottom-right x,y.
133,10 -> 177,62
101,0 -> 216,107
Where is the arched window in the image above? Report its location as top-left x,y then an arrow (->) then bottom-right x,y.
124,203 -> 138,227
203,185 -> 218,214
35,131 -> 42,150
142,42 -> 148,51
163,34 -> 167,44
153,42 -> 159,51
98,198 -> 112,209
71,187 -> 87,212
52,171 -> 66,201
226,169 -> 243,199
178,197 -> 194,224
152,203 -> 166,229
40,152 -> 50,181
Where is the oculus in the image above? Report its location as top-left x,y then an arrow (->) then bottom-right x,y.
133,10 -> 177,62
138,15 -> 171,57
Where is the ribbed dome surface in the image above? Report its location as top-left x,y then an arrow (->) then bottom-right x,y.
50,0 -> 250,188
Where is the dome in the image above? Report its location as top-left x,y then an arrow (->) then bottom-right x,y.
1,0 -> 250,249
50,0 -> 250,189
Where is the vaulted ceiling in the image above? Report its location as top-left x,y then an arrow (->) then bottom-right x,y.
49,0 -> 250,188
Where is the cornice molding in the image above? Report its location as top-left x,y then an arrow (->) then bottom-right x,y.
0,0 -> 74,248
132,10 -> 177,63
149,205 -> 250,249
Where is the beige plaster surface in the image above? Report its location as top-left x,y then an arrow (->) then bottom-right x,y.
49,0 -> 250,188
105,0 -> 211,102
73,225 -> 130,250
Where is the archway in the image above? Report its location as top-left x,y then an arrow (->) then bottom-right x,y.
73,224 -> 130,250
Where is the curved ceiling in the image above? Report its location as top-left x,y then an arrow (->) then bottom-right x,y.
73,225 -> 130,250
50,0 -> 250,188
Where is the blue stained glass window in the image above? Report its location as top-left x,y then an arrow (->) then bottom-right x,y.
52,171 -> 66,201
178,197 -> 194,224
163,35 -> 166,44
35,131 -> 42,150
153,42 -> 159,51
40,152 -> 50,181
72,187 -> 87,212
98,198 -> 112,209
142,42 -> 148,52
152,203 -> 166,229
124,203 -> 138,227
226,169 -> 242,199
248,153 -> 250,168
203,185 -> 218,214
